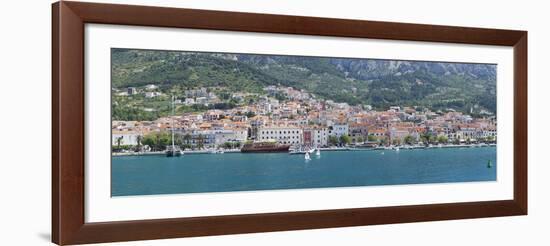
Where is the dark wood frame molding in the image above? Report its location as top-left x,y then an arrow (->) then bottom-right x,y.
52,1 -> 527,245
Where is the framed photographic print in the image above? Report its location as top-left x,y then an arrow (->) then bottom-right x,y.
52,1 -> 527,245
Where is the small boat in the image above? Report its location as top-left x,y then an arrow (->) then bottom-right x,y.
315,148 -> 321,156
290,147 -> 315,155
395,147 -> 400,152
305,152 -> 311,160
487,160 -> 493,168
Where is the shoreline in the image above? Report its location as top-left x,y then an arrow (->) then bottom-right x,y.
112,143 -> 496,157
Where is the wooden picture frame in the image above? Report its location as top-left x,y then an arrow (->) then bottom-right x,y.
52,1 -> 527,245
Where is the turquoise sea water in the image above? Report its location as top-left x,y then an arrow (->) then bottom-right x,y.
111,147 -> 496,196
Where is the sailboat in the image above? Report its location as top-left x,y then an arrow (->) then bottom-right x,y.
210,145 -> 217,154
166,95 -> 182,157
305,152 -> 311,161
210,145 -> 225,154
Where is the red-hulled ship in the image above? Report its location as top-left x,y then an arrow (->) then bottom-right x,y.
240,141 -> 291,153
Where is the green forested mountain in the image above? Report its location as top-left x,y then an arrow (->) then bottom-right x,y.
112,48 -> 496,113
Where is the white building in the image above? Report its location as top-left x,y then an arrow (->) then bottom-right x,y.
127,87 -> 137,95
388,127 -> 410,143
479,129 -> 497,138
459,127 -> 477,140
145,91 -> 162,98
203,110 -> 224,121
196,97 -> 208,105
145,84 -> 158,90
389,106 -> 401,112
257,126 -> 303,145
185,87 -> 208,97
184,98 -> 195,105
181,129 -> 248,147
303,127 -> 328,147
112,131 -> 140,146
329,124 -> 349,137
213,129 -> 248,145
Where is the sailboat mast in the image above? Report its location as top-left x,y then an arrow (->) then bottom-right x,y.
171,95 -> 175,149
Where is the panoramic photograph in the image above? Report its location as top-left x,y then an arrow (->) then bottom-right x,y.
111,48 -> 497,197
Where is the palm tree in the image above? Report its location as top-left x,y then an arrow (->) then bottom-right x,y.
328,136 -> 339,146
115,136 -> 123,150
404,135 -> 414,145
155,134 -> 161,151
136,135 -> 143,150
183,133 -> 192,145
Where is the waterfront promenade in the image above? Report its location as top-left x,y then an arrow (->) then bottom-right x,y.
112,143 -> 497,156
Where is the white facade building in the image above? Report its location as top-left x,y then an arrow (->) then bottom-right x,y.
303,127 -> 329,147
212,129 -> 248,145
145,91 -> 162,98
196,97 -> 208,104
258,126 -> 303,145
329,124 -> 349,137
112,131 -> 140,146
145,84 -> 158,90
184,98 -> 195,105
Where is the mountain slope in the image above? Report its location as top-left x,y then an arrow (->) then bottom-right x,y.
112,49 -> 496,113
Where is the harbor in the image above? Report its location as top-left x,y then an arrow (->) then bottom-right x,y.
110,49 -> 499,197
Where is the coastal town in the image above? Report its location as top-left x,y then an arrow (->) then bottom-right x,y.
112,85 -> 497,154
